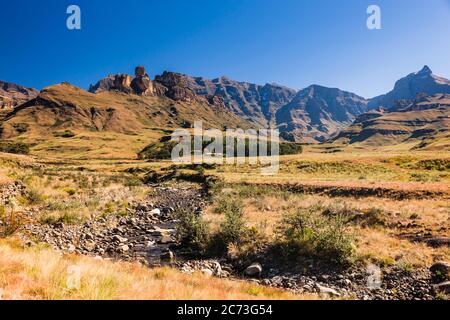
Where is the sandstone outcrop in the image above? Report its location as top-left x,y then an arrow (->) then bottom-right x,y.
130,66 -> 154,96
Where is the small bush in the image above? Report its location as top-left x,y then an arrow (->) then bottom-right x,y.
208,195 -> 252,256
41,212 -> 84,225
277,206 -> 355,266
53,130 -> 76,138
62,187 -> 77,196
123,175 -> 143,187
23,188 -> 46,205
0,141 -> 30,155
218,196 -> 246,245
176,209 -> 210,253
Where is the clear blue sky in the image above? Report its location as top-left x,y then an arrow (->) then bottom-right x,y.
1,0 -> 449,98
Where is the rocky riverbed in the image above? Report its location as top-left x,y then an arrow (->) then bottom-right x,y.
18,182 -> 449,300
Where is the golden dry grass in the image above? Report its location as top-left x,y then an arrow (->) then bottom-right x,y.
0,239 -> 313,300
206,189 -> 450,269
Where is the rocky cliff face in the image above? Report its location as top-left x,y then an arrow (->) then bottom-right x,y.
0,80 -> 39,109
368,66 -> 450,110
89,66 -> 154,96
91,71 -> 297,127
182,75 -> 297,127
275,85 -> 368,143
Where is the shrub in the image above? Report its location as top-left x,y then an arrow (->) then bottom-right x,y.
176,209 -> 210,253
62,187 -> 77,196
209,195 -> 249,255
41,212 -> 84,225
219,197 -> 246,245
23,188 -> 46,205
123,175 -> 143,187
53,130 -> 76,138
0,141 -> 30,155
277,206 -> 355,266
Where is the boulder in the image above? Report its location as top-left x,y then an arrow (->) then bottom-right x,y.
201,268 -> 213,277
150,208 -> 161,216
244,263 -> 262,277
433,281 -> 450,294
430,262 -> 450,281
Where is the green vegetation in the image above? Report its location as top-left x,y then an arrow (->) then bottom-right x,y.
53,130 -> 76,138
216,195 -> 246,246
176,208 -> 210,253
0,141 -> 30,155
277,206 -> 356,266
138,136 -> 303,160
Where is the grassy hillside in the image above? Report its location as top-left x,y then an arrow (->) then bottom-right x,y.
334,94 -> 450,150
0,83 -> 252,158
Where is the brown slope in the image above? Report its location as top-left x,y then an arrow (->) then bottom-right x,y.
0,82 -> 252,140
333,94 -> 450,149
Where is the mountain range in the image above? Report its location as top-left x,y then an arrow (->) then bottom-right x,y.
1,65 -> 449,148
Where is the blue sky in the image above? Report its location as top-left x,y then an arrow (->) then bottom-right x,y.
1,0 -> 449,98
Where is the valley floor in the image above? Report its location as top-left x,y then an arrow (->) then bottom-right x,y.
0,148 -> 449,300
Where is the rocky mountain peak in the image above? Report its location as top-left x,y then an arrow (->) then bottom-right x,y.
368,66 -> 450,109
89,66 -> 154,96
417,65 -> 432,75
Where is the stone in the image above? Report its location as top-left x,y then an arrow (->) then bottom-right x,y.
433,281 -> 450,294
84,241 -> 96,252
150,208 -> 161,215
118,245 -> 129,253
201,268 -> 213,277
158,235 -> 175,244
112,235 -> 127,243
430,262 -> 450,281
244,263 -> 262,277
67,244 -> 76,253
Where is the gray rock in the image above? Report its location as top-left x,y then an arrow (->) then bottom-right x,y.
112,235 -> 127,243
150,208 -> 161,215
245,263 -> 262,277
433,281 -> 450,294
430,262 -> 450,281
201,268 -> 213,277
